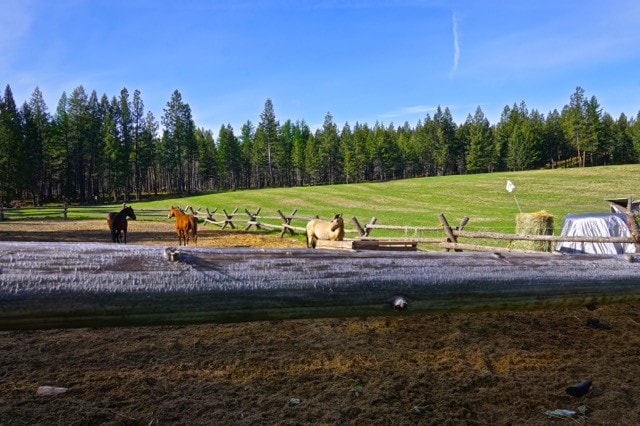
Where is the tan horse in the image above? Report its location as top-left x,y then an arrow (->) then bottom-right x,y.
167,207 -> 198,246
306,214 -> 345,248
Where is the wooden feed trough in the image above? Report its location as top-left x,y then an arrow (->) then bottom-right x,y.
315,238 -> 418,251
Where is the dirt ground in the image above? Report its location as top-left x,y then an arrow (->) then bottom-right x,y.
1,220 -> 639,425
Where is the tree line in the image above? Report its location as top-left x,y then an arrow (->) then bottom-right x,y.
1,84 -> 639,205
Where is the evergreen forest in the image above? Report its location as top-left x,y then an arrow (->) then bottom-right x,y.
1,83 -> 639,205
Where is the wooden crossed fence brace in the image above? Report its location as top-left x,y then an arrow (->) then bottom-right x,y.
277,209 -> 298,237
221,208 -> 238,229
439,213 -> 470,252
351,216 -> 377,237
244,208 -> 262,231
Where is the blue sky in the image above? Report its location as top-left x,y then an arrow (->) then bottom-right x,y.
2,0 -> 640,133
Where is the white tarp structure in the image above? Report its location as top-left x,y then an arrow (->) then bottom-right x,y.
555,212 -> 636,255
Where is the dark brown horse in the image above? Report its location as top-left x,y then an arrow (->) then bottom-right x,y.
168,206 -> 198,245
107,206 -> 137,243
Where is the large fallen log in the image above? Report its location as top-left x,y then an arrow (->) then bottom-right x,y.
1,242 -> 640,330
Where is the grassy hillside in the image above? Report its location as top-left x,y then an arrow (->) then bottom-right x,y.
139,164 -> 640,233
8,165 -> 639,235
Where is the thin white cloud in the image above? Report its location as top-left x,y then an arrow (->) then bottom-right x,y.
380,105 -> 438,118
450,11 -> 459,78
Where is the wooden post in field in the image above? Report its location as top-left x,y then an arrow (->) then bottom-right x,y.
439,213 -> 460,252
363,217 -> 377,237
351,216 -> 366,236
63,203 -> 68,220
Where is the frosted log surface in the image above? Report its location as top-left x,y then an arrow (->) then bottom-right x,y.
1,242 -> 640,329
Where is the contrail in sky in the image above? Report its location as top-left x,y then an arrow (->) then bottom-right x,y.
450,11 -> 459,78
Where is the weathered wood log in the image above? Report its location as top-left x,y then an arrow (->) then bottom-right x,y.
1,242 -> 640,330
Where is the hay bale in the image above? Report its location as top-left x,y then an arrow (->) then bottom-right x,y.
510,210 -> 554,252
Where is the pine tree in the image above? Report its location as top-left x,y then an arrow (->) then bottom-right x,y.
583,95 -> 602,166
217,124 -> 240,190
20,102 -> 44,204
316,112 -> 341,184
541,109 -> 568,168
195,127 -> 217,191
28,87 -> 50,204
339,122 -> 355,183
104,96 -> 125,201
607,113 -> 635,165
131,89 -> 145,200
50,92 -> 74,201
258,99 -> 279,187
239,121 -> 254,189
140,111 -> 159,194
0,85 -> 23,203
465,106 -> 495,173
352,122 -> 371,181
564,86 -> 587,167
291,120 -> 310,186
161,90 -> 195,196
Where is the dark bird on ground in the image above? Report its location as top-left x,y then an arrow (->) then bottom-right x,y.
565,379 -> 592,398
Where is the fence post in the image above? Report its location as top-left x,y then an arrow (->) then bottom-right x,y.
63,203 -> 68,220
438,213 -> 460,252
0,203 -> 3,221
351,216 -> 365,236
364,217 -> 377,237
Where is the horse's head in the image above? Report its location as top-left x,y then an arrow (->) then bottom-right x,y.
125,206 -> 137,220
167,207 -> 176,219
330,214 -> 344,232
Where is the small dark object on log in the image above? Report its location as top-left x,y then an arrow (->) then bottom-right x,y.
565,379 -> 592,398
586,318 -> 612,330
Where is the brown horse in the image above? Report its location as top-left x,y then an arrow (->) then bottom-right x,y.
306,213 -> 344,248
107,206 -> 137,243
168,206 -> 198,246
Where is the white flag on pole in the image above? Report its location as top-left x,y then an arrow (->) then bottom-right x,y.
506,180 -> 515,193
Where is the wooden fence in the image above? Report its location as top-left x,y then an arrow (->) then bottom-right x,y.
2,203 -> 638,253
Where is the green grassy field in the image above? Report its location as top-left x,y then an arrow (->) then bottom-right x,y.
6,165 -> 640,236
145,165 -> 640,233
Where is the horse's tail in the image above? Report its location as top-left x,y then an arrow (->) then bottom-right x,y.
190,215 -> 198,245
107,214 -> 116,242
110,222 -> 118,242
306,220 -> 317,248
